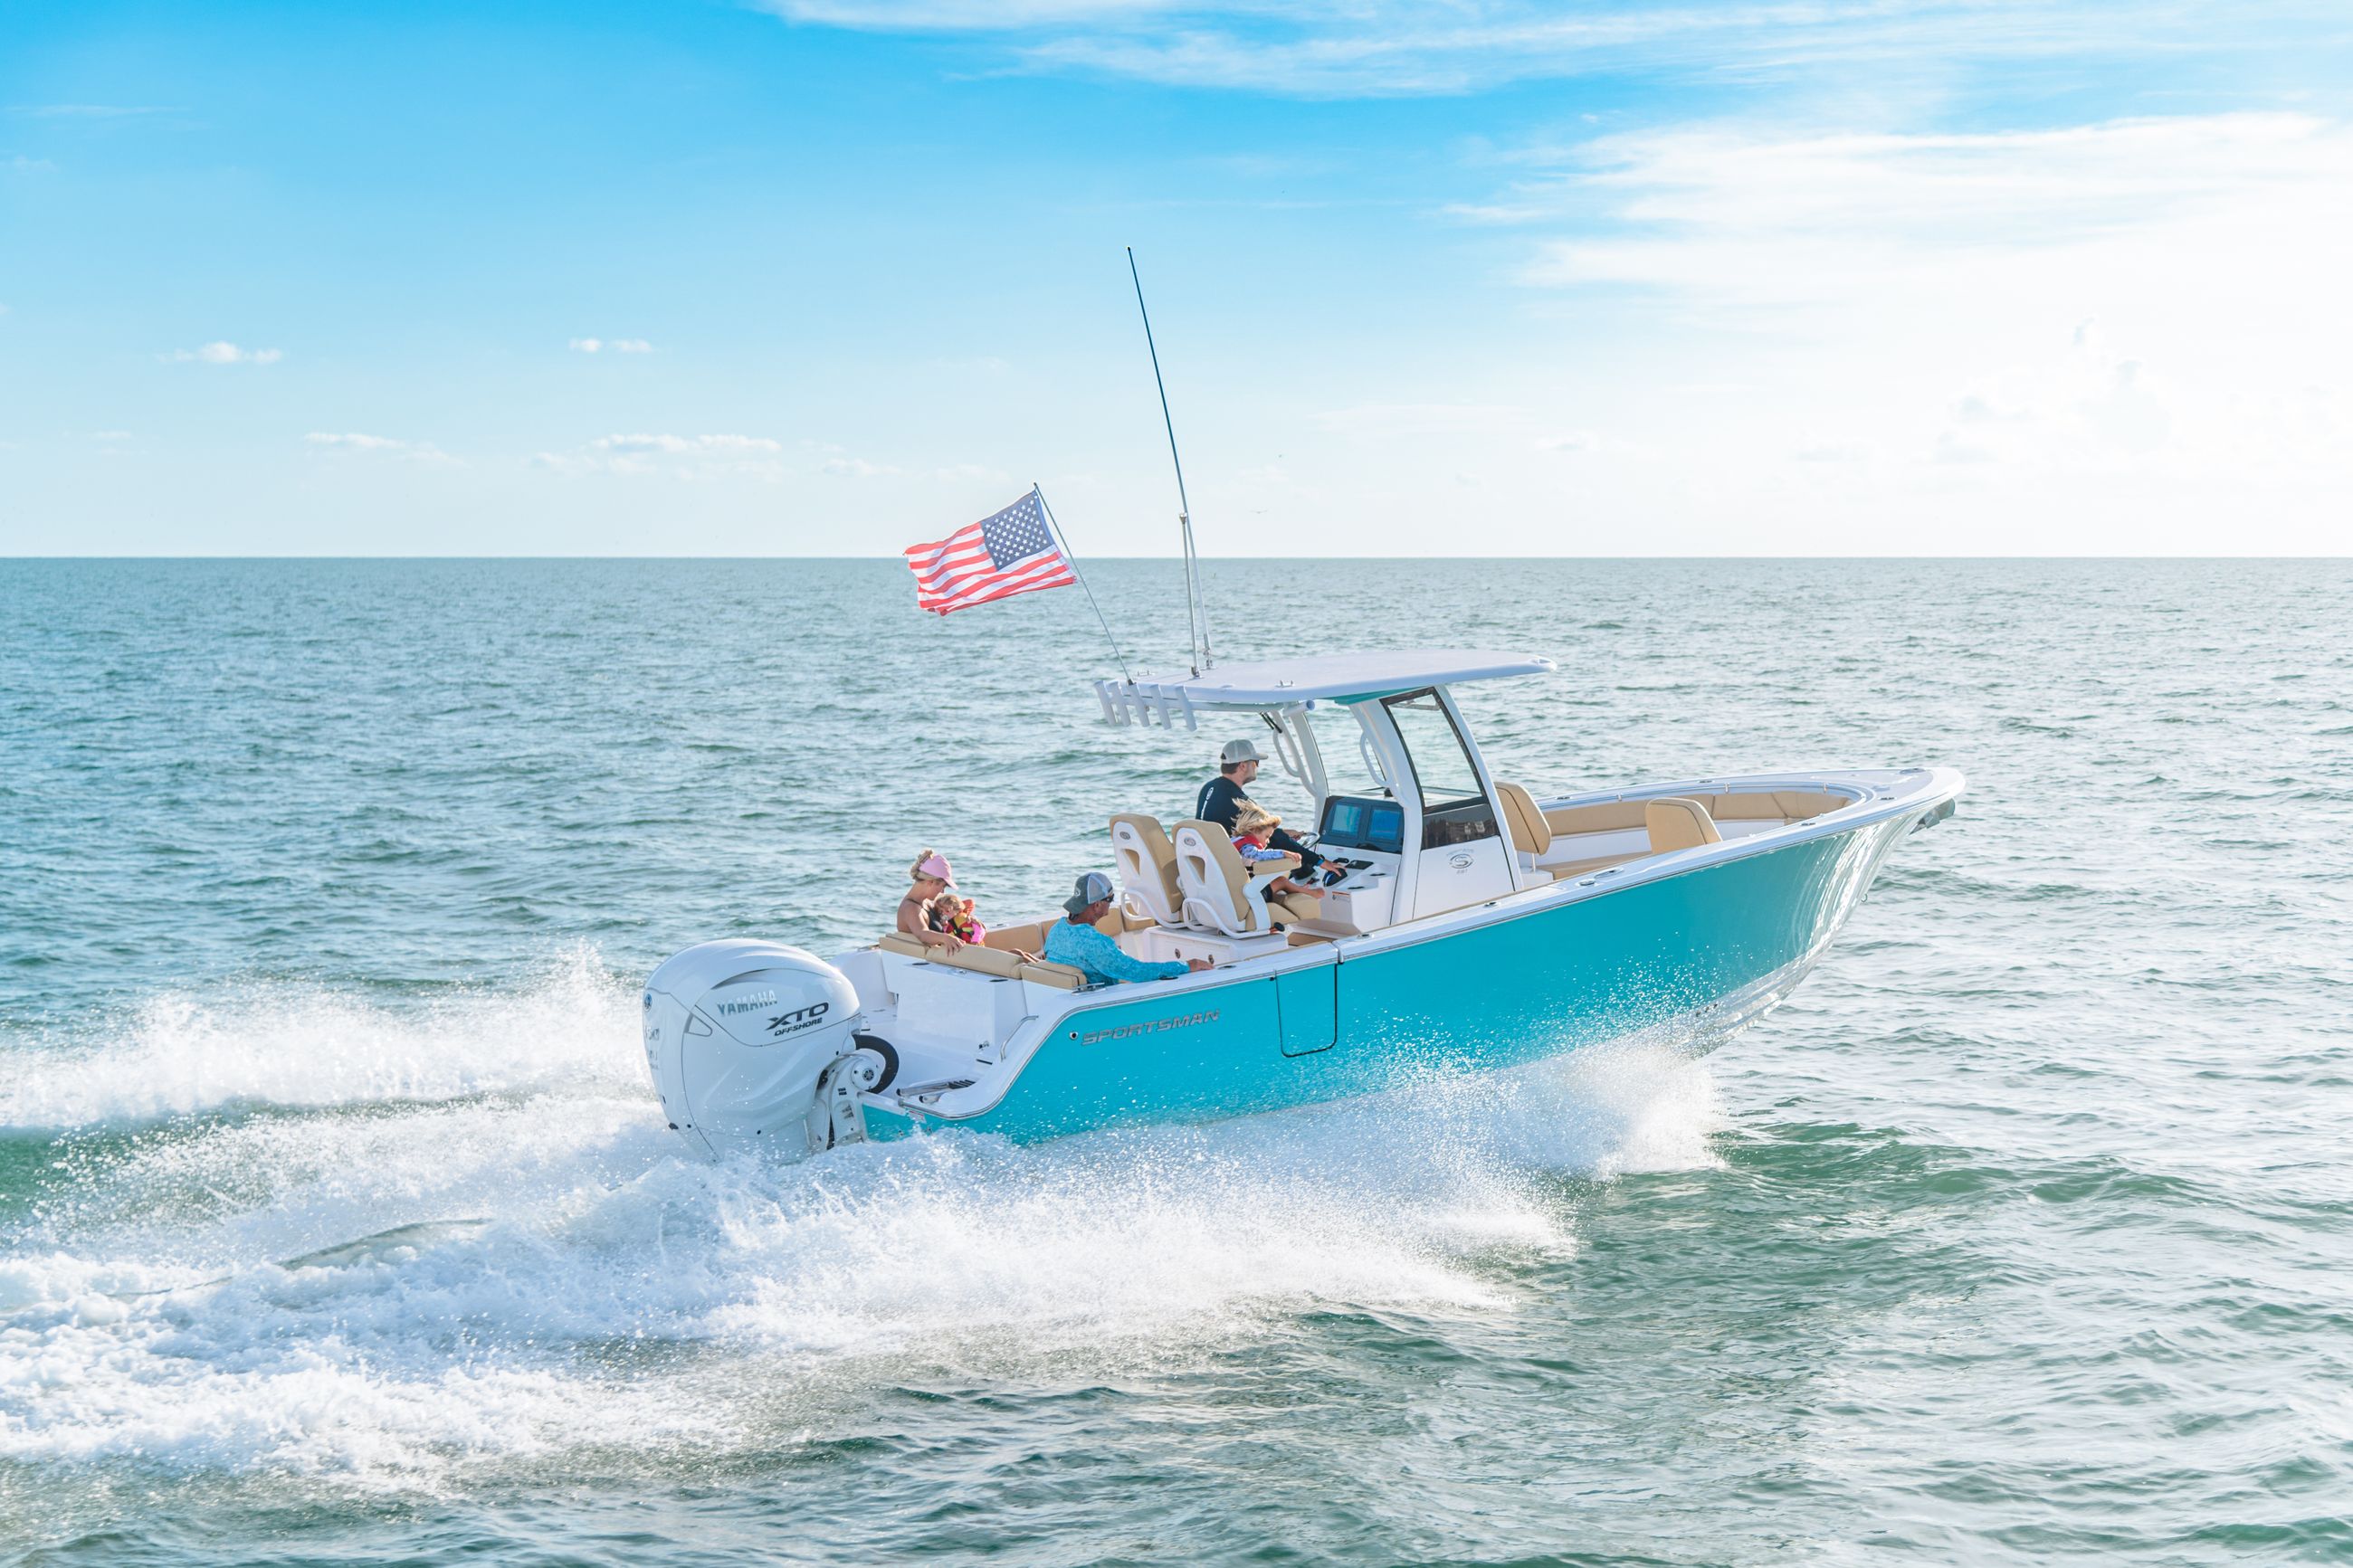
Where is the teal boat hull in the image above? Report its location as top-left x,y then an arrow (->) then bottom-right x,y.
865,806 -> 1915,1147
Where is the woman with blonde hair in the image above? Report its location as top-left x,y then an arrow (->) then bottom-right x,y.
897,850 -> 967,952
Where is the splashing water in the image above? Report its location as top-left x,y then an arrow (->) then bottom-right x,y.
0,950 -> 1724,1489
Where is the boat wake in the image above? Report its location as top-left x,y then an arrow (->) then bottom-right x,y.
0,952 -> 1727,1487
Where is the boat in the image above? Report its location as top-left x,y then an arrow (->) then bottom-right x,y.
641,647 -> 1963,1159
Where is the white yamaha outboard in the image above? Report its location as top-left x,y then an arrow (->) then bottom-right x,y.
642,939 -> 898,1159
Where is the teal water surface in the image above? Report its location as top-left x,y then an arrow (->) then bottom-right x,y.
2,558 -> 2348,1565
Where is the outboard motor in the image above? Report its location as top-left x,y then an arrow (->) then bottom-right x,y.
642,939 -> 897,1159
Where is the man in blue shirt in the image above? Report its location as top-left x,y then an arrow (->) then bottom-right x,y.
1043,873 -> 1213,986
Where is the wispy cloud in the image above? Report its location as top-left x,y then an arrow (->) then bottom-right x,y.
1510,113 -> 2353,311
305,432 -> 458,464
569,337 -> 654,353
594,432 -> 777,453
165,341 -> 282,366
536,432 -> 787,480
1461,109 -> 2353,532
759,0 -> 2293,96
5,154 -> 57,174
6,104 -> 170,119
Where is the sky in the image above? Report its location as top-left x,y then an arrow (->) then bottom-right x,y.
3,0 -> 2349,556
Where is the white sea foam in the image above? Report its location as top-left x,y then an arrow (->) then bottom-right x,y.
0,967 -> 1725,1479
0,949 -> 642,1134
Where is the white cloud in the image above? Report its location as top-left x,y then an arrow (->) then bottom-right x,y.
5,155 -> 58,175
569,337 -> 602,353
572,337 -> 655,353
7,104 -> 168,119
1453,110 -> 2353,548
306,432 -> 405,450
303,432 -> 457,465
166,341 -> 282,366
595,432 -> 779,454
762,0 -> 2284,97
540,432 -> 788,481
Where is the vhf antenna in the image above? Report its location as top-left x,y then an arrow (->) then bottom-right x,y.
1127,247 -> 1212,677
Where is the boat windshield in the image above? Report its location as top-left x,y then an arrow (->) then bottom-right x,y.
1303,703 -> 1386,797
1381,689 -> 1484,809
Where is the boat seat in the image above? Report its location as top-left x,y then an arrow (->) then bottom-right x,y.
1170,819 -> 1320,937
877,930 -> 1024,977
1644,797 -> 1722,853
1017,960 -> 1087,991
881,928 -> 1088,991
1109,813 -> 1191,927
1496,781 -> 1554,858
982,920 -> 1051,955
1541,799 -> 1652,836
1500,780 -> 1626,878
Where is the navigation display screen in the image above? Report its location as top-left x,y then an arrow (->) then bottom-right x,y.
1319,795 -> 1405,855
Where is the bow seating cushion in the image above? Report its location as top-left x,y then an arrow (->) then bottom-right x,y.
1644,797 -> 1722,853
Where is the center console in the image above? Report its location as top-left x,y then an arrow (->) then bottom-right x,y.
1295,794 -> 1405,936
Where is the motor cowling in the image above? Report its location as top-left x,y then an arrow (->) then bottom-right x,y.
642,939 -> 875,1159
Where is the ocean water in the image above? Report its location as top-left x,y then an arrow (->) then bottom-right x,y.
1,556 -> 2348,1566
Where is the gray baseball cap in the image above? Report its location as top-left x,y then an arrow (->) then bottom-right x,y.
1220,737 -> 1263,766
1063,870 -> 1116,916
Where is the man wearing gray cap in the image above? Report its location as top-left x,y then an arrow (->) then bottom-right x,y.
1043,873 -> 1214,985
1194,738 -> 1327,875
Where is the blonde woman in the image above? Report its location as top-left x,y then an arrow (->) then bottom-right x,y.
897,850 -> 966,952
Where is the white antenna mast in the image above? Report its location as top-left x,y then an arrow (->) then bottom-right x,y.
1127,247 -> 1213,677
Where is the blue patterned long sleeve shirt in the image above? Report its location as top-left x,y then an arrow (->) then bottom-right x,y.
1042,919 -> 1189,986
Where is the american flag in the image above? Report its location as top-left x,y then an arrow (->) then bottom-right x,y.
902,489 -> 1076,615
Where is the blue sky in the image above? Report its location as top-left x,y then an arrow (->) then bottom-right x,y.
4,0 -> 2348,555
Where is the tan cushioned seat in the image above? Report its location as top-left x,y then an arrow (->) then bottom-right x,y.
983,919 -> 1053,954
875,930 -> 1025,978
1698,789 -> 1849,822
1017,960 -> 1087,991
1541,799 -> 1652,836
1172,818 -> 1272,935
1109,813 -> 1186,926
1645,797 -> 1722,853
1494,781 -> 1552,857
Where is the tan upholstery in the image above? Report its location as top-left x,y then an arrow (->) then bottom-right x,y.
1098,904 -> 1155,936
1171,819 -> 1272,936
1109,813 -> 1188,926
1541,799 -> 1652,836
983,920 -> 1051,955
1541,852 -> 1644,880
1017,960 -> 1086,991
1645,797 -> 1722,853
1536,790 -> 1847,838
1262,885 -> 1324,926
875,929 -> 1024,978
1495,781 -> 1552,857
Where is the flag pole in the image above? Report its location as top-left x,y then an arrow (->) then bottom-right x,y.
1127,246 -> 1213,677
1035,485 -> 1133,686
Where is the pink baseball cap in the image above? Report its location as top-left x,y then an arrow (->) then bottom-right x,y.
917,853 -> 956,886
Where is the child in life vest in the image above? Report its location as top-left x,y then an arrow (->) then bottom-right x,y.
931,891 -> 986,946
1231,803 -> 1324,904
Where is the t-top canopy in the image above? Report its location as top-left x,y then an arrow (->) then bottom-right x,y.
1095,649 -> 1556,727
